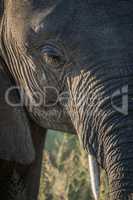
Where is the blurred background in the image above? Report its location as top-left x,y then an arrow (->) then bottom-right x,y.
38,130 -> 108,200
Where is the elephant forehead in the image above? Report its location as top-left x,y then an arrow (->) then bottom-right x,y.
7,0 -> 102,46
8,0 -> 133,57
31,0 -> 77,30
25,0 -> 82,49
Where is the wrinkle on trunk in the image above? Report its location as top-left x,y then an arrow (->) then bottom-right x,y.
83,70 -> 133,199
104,120 -> 133,200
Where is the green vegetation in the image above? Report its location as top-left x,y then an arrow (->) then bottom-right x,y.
39,131 -> 107,200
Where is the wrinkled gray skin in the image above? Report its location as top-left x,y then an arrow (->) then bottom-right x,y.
0,0 -> 133,199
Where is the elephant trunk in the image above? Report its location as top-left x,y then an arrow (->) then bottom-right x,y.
87,63 -> 133,200
103,119 -> 133,200
84,68 -> 133,199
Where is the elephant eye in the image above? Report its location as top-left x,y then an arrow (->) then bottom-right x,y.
42,44 -> 65,67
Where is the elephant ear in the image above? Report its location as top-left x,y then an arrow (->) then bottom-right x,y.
0,62 -> 35,164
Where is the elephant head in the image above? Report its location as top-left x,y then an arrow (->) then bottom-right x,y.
0,0 -> 133,199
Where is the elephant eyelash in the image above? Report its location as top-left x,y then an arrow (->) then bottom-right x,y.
43,53 -> 63,66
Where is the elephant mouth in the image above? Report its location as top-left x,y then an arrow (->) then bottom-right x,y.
28,97 -> 75,132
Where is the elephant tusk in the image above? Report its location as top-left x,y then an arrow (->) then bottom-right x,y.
88,155 -> 100,200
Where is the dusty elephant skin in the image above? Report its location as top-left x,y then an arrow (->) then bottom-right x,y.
0,0 -> 133,200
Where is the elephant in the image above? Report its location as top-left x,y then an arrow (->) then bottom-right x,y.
0,0 -> 133,200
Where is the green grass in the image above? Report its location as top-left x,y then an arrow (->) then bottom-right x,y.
39,131 -> 107,200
